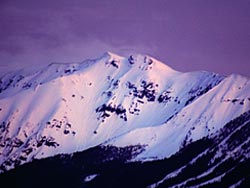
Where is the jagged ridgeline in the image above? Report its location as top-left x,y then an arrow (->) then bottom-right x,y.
0,52 -> 250,187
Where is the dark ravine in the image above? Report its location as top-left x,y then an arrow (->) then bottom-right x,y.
0,111 -> 250,188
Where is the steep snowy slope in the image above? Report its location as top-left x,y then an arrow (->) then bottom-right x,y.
1,110 -> 249,188
108,74 -> 250,160
0,52 -> 249,174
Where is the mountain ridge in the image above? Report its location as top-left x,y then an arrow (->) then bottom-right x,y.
0,52 -> 249,175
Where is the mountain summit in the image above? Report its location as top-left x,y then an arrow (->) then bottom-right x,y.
0,53 -> 250,187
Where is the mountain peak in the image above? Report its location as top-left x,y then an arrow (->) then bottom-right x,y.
1,52 -> 250,187
99,52 -> 125,62
0,52 -> 249,177
101,52 -> 179,75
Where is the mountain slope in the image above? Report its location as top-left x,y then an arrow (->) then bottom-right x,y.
0,52 -> 249,176
108,73 -> 250,160
0,111 -> 249,188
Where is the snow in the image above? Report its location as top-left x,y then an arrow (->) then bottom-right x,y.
0,52 -> 249,171
84,174 -> 99,182
109,73 -> 250,160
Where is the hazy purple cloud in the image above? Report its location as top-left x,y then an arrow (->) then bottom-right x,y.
0,0 -> 250,76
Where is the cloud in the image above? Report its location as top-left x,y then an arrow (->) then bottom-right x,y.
0,33 -> 158,76
0,0 -> 161,76
0,0 -> 250,77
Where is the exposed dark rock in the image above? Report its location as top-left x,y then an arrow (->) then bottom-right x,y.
158,90 -> 172,103
110,60 -> 119,68
144,56 -> 153,65
64,130 -> 70,135
96,103 -> 127,122
0,75 -> 26,93
126,80 -> 158,102
22,82 -> 32,89
64,67 -> 77,74
128,56 -> 135,64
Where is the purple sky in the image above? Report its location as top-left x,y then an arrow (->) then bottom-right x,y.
0,0 -> 250,76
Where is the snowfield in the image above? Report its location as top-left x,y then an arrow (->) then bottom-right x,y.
0,52 -> 249,173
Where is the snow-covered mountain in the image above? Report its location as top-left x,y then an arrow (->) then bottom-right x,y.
0,52 -> 250,187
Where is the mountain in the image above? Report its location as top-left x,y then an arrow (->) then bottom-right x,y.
0,52 -> 250,187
